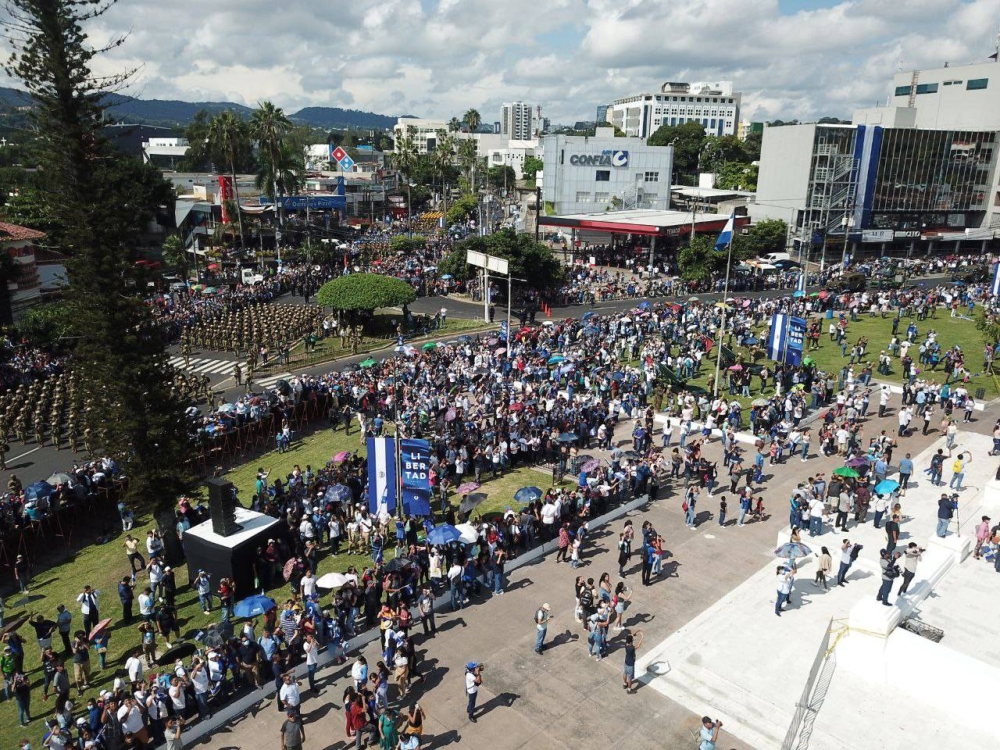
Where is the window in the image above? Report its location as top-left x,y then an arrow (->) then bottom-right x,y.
595,170 -> 610,182
710,119 -> 716,129
575,191 -> 592,202
594,192 -> 610,203
894,85 -> 911,97
915,83 -> 938,94
968,78 -> 989,90
644,172 -> 659,182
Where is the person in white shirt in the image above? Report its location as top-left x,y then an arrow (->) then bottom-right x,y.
540,501 -> 557,538
117,697 -> 145,735
190,660 -> 212,720
168,676 -> 187,716
299,570 -> 317,600
278,673 -> 301,713
303,633 -> 319,692
125,650 -> 145,684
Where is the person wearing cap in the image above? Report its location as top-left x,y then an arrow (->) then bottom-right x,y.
30,614 -> 56,654
280,709 -> 305,750
464,662 -> 482,723
534,603 -> 552,654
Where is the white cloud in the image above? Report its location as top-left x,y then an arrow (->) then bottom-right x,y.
0,0 -> 997,125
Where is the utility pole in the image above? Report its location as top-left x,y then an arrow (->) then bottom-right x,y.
535,186 -> 542,242
305,192 -> 312,265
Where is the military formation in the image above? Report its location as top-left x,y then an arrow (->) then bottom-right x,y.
179,302 -> 322,356
0,372 -> 88,458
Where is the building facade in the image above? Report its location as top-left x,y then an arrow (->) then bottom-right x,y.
889,61 -> 999,131
1,221 -> 45,323
608,81 -> 741,139
487,140 -> 539,180
501,102 -> 534,141
540,129 -> 673,215
753,121 -> 1000,260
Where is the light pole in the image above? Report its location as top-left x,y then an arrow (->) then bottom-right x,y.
840,214 -> 855,270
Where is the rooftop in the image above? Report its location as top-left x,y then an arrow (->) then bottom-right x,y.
0,221 -> 45,242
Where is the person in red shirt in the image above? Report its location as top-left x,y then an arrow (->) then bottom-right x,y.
346,694 -> 377,748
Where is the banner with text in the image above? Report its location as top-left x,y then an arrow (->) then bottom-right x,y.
786,316 -> 806,366
400,439 -> 433,517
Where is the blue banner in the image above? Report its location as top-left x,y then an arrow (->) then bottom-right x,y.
400,439 -> 433,517
786,316 -> 806,366
367,437 -> 398,515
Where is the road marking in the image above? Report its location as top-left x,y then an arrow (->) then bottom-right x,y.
7,446 -> 42,462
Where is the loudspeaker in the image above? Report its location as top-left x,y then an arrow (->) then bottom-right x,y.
207,478 -> 238,536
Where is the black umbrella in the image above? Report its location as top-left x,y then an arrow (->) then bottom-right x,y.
384,557 -> 414,573
275,379 -> 291,395
155,641 -> 196,666
459,492 -> 488,515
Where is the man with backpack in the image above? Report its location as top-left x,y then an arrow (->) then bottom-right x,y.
928,449 -> 945,486
876,549 -> 901,607
837,539 -> 861,586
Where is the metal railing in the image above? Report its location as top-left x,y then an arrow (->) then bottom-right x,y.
781,617 -> 846,750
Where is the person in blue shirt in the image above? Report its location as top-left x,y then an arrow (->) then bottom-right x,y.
898,453 -> 914,492
699,717 -> 722,750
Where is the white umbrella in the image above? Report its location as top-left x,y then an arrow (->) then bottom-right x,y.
455,523 -> 480,545
316,572 -> 356,589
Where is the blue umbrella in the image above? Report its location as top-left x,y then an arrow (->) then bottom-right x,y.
25,481 -> 55,501
233,595 -> 276,619
774,542 -> 812,559
611,371 -> 625,381
581,311 -> 597,320
427,524 -> 461,545
548,354 -> 565,364
744,336 -> 759,345
557,432 -> 578,443
637,301 -> 651,311
793,290 -> 805,298
875,479 -> 900,495
324,484 -> 352,504
441,274 -> 454,279
514,486 -> 543,504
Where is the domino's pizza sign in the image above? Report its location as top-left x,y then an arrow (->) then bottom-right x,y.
339,155 -> 356,171
331,146 -> 348,162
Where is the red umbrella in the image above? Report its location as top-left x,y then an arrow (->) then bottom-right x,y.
509,402 -> 524,412
89,618 -> 113,640
456,482 -> 481,495
283,558 -> 298,581
207,263 -> 220,271
333,451 -> 350,462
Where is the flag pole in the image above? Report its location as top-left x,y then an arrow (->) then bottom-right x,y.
712,236 -> 734,398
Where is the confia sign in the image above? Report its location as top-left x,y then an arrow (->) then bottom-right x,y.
569,150 -> 629,167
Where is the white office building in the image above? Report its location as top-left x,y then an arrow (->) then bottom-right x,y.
887,61 -> 999,130
393,118 -> 507,156
540,128 -> 673,215
487,140 -> 538,180
607,81 -> 741,139
501,102 -> 534,141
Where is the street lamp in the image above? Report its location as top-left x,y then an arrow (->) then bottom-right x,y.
840,214 -> 855,270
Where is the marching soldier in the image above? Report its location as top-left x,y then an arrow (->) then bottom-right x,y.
84,427 -> 95,457
50,419 -> 62,450
0,438 -> 8,470
33,417 -> 45,447
68,422 -> 79,454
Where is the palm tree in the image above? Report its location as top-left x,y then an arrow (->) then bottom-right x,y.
463,109 -> 482,133
391,130 -> 419,236
448,117 -> 462,133
433,133 -> 456,213
207,110 -> 249,250
250,101 -> 293,238
457,138 -> 478,191
255,142 -> 303,201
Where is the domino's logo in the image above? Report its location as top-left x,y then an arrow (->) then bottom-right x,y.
612,150 -> 629,167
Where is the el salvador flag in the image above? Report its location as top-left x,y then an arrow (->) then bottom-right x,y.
367,437 -> 398,514
715,211 -> 735,250
796,270 -> 807,296
766,312 -> 788,362
991,262 -> 1000,296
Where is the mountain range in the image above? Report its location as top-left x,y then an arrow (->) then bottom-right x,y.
0,86 -> 402,130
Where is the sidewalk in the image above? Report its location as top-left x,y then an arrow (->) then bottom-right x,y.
635,429 -> 1000,750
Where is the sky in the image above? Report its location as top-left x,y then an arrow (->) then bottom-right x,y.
4,0 -> 1000,126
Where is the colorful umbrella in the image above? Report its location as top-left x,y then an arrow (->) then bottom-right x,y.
581,311 -> 597,320
832,467 -> 860,478
581,459 -> 600,473
875,479 -> 900,495
728,364 -> 743,371
333,451 -> 351,462
457,482 -> 481,494
514,486 -> 543,504
316,572 -> 356,589
324,484 -> 352,504
774,542 -> 812,559
793,290 -> 805,298
359,358 -> 377,368
88,618 -> 113,641
233,595 -> 276,619
548,355 -> 565,364
422,342 -> 437,351
509,402 -> 524,412
427,524 -> 462,546
845,456 -> 871,468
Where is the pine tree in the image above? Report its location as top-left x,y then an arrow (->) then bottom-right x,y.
4,0 -> 196,535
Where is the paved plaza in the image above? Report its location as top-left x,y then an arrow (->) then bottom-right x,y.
181,380 -> 996,750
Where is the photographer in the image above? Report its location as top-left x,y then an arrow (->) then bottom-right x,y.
464,662 -> 483,723
699,716 -> 723,750
898,542 -> 924,596
876,549 -> 901,607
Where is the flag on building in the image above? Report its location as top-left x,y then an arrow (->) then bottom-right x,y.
715,211 -> 735,250
367,437 -> 398,514
991,262 -> 1000,296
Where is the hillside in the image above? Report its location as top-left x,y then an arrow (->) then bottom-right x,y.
0,87 -> 401,130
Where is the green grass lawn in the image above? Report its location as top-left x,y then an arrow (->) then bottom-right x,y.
0,427 -> 570,748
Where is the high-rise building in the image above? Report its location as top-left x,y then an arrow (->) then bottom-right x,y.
596,105 -> 610,126
501,102 -> 534,141
607,82 -> 741,138
886,61 -> 999,130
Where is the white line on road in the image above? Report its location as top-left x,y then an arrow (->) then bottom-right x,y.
7,446 -> 42,462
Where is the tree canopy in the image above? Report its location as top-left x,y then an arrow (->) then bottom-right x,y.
647,121 -> 707,177
317,273 -> 417,314
438,229 -> 565,289
678,219 -> 788,282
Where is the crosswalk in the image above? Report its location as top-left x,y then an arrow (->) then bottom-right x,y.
168,356 -> 292,390
169,356 -> 241,377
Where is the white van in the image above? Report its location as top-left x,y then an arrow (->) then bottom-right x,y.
241,268 -> 264,285
761,252 -> 790,263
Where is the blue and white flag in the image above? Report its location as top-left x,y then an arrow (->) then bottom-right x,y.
766,312 -> 788,362
715,210 -> 735,250
367,437 -> 398,515
991,262 -> 1000,296
796,270 -> 807,296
